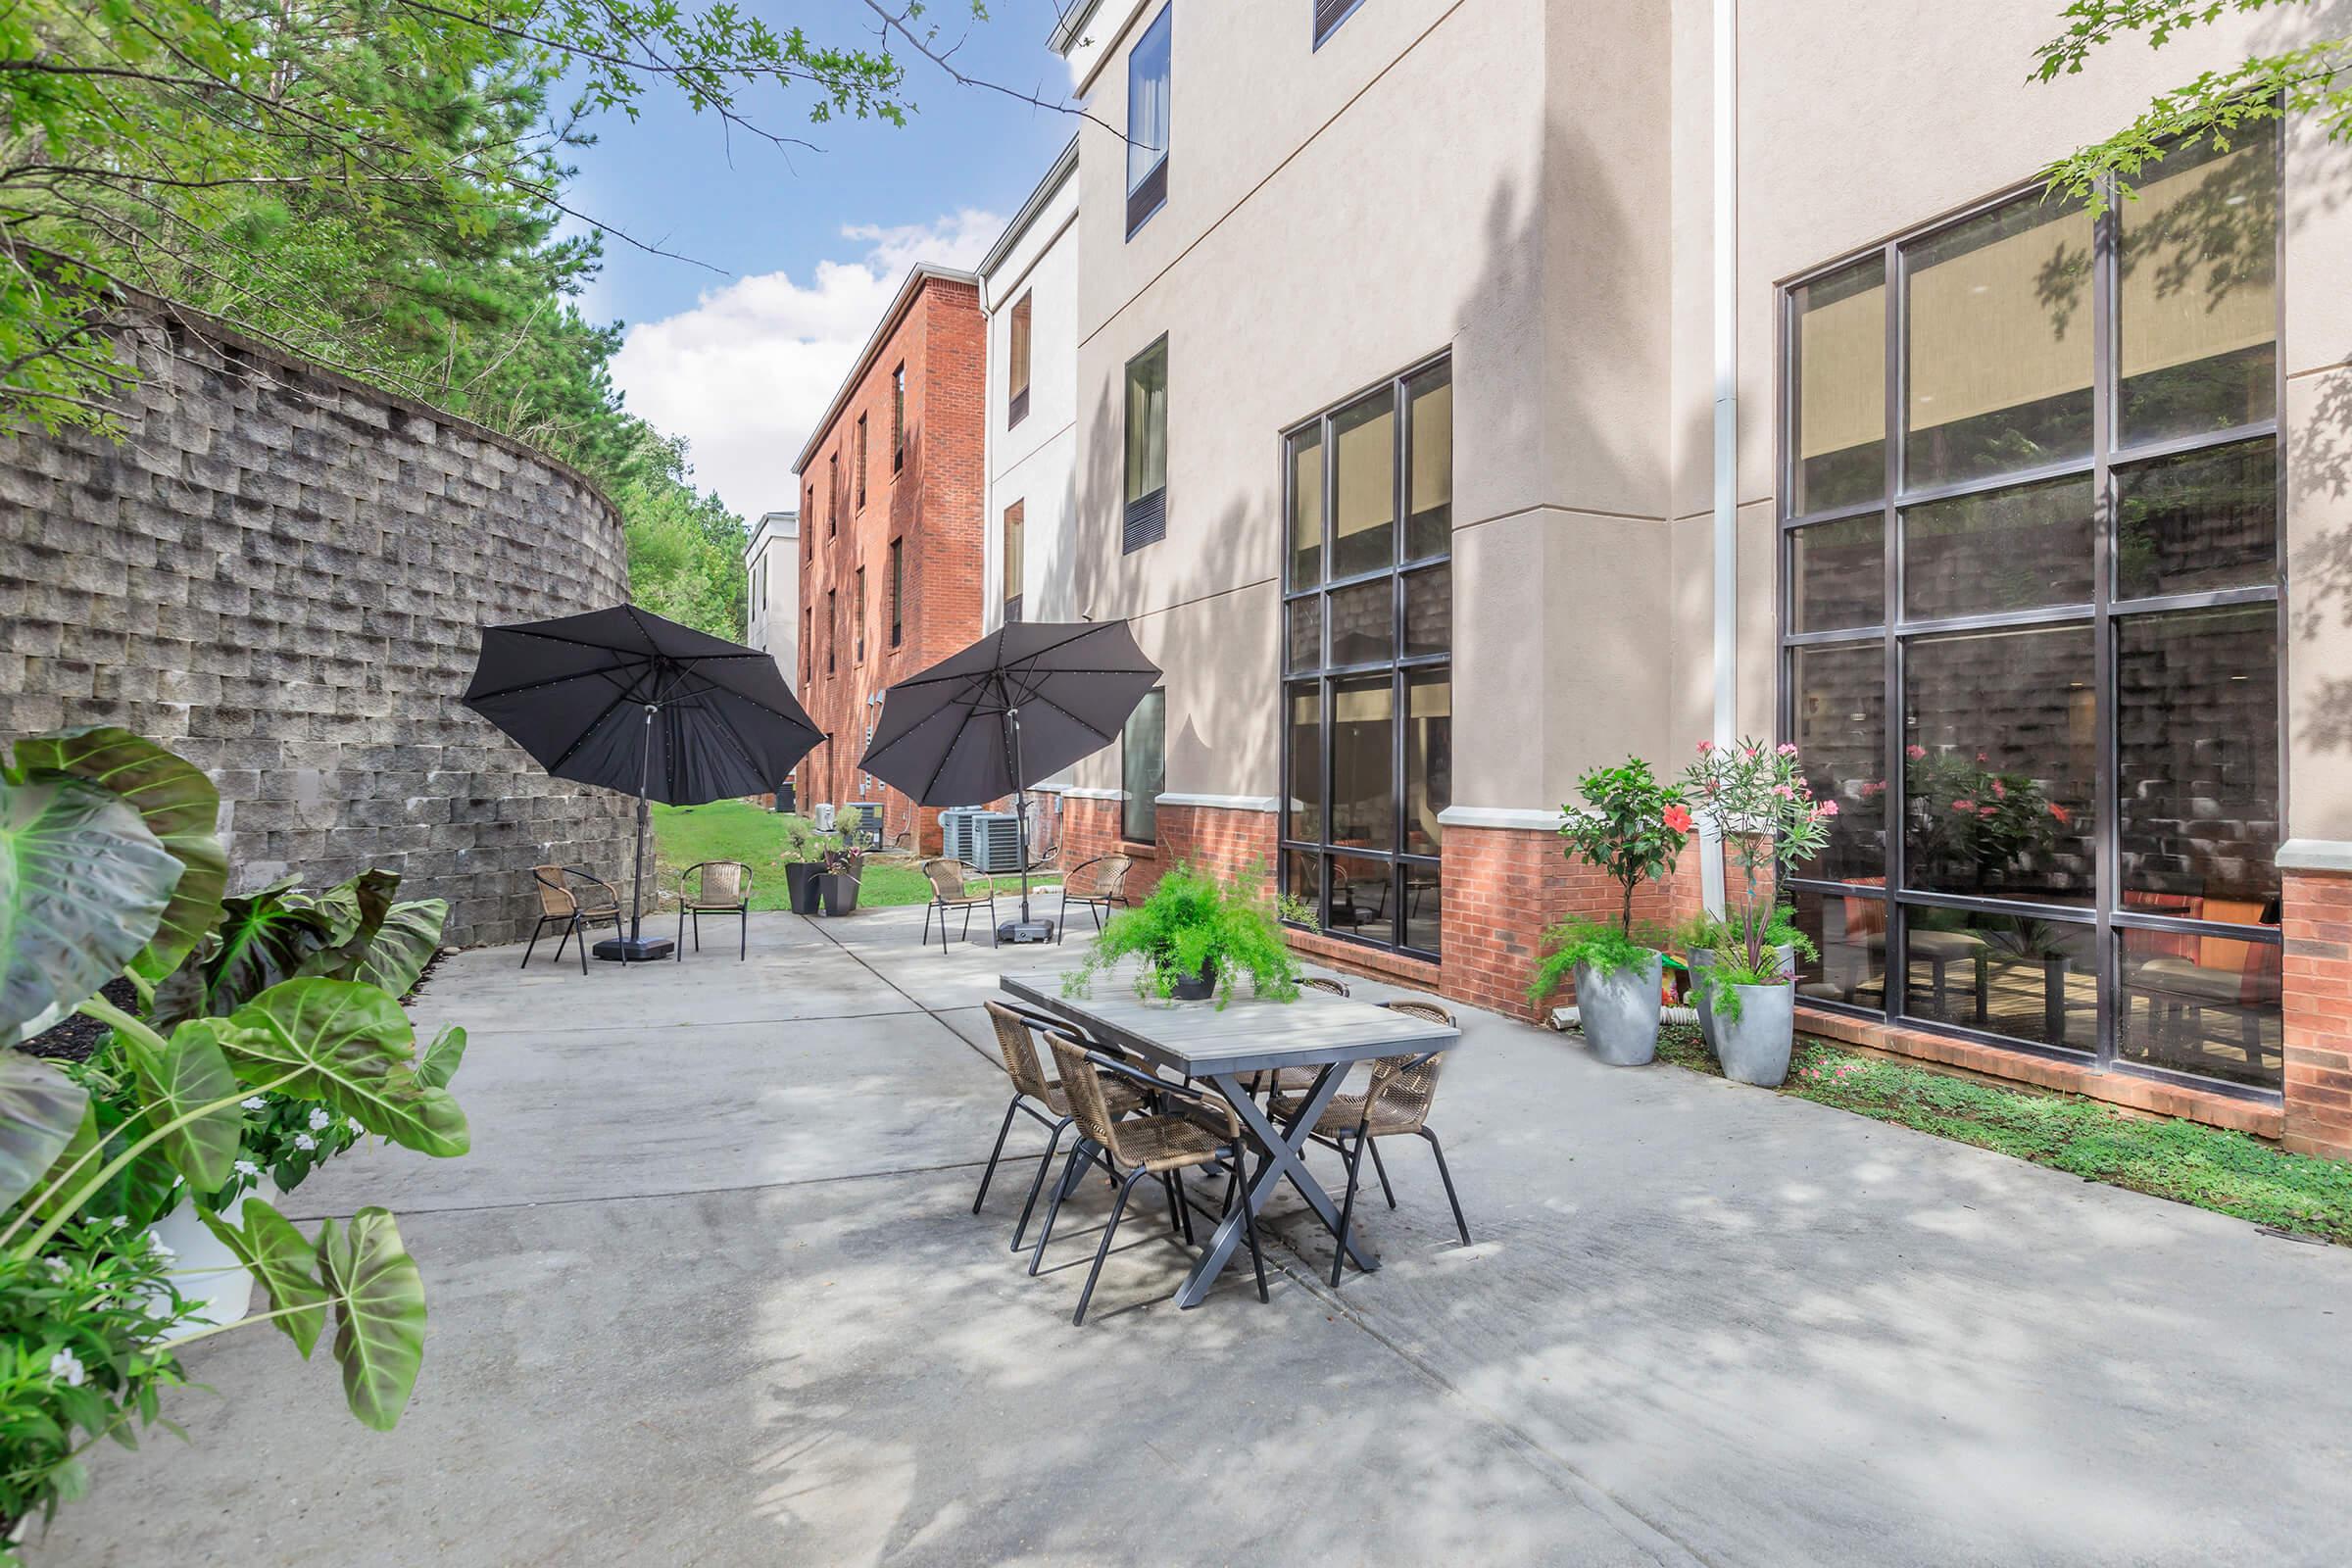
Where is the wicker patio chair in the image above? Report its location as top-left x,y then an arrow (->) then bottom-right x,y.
1244,976 -> 1352,1101
1273,998 -> 1469,1287
520,863 -> 625,973
974,1002 -> 1153,1251
675,859 -> 752,961
921,858 -> 999,951
1031,1030 -> 1268,1325
1056,855 -> 1133,942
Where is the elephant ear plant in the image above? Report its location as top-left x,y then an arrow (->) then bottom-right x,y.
0,727 -> 469,1549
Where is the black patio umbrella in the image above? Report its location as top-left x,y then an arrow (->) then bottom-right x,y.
859,620 -> 1160,943
463,605 -> 822,960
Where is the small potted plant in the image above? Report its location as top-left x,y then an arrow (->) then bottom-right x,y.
1678,905 -> 1812,1055
815,837 -> 864,916
1528,758 -> 1690,1066
1062,861 -> 1313,1007
778,819 -> 827,913
1681,738 -> 1835,1086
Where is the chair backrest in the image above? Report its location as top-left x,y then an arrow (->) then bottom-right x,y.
1367,1000 -> 1454,1132
922,858 -> 970,900
1300,976 -> 1349,997
982,1002 -> 1055,1102
565,868 -> 620,913
532,864 -> 573,918
1046,1032 -> 1130,1166
689,860 -> 750,906
1070,855 -> 1133,899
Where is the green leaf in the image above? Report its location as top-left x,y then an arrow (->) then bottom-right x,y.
0,771 -> 181,1044
124,1021 -> 243,1194
316,1207 -> 426,1430
352,898 -> 447,999
290,869 -> 398,971
0,1052 -> 89,1211
416,1024 -> 466,1092
11,728 -> 227,982
203,1199 -> 326,1357
151,877 -> 338,1028
218,978 -> 468,1156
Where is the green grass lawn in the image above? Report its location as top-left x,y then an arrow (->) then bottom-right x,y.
647,799 -> 1054,910
1652,1023 -> 2352,1243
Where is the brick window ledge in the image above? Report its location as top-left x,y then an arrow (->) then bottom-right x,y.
1285,927 -> 1443,993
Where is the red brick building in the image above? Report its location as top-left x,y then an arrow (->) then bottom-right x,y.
791,267 -> 986,854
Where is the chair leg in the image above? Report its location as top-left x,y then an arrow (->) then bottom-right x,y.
1011,1119 -> 1070,1251
692,909 -> 701,953
973,1096 -> 1022,1215
676,904 -> 686,961
1074,1169 -> 1145,1326
1330,1132 -> 1365,1290
1159,1170 -> 1183,1239
1028,1143 -> 1091,1276
1421,1126 -> 1471,1247
739,907 -> 747,960
1366,1135 -> 1397,1210
574,917 -> 589,974
1057,892 -> 1068,943
521,916 -> 546,969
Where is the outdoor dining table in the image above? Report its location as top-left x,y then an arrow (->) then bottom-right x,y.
999,964 -> 1460,1308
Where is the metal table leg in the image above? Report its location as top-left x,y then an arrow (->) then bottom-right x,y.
1171,1065 -> 1376,1309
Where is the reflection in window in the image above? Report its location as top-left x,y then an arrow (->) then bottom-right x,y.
1285,685 -> 1321,844
1403,564 -> 1450,658
1900,908 -> 2099,1052
1332,388 -> 1396,578
2115,440 -> 2277,602
1285,598 -> 1319,674
2117,604 -> 2279,906
1125,6 -> 1172,234
1792,257 -> 1886,514
1790,514 -> 1884,631
1790,642 -> 1885,880
1330,677 -> 1395,850
1327,853 -> 1392,938
2119,123 -> 2278,447
1406,361 -> 1452,559
1122,688 -> 1165,844
1901,472 -> 2094,620
1788,886 -> 1887,1010
1288,426 -> 1324,588
1124,337 -> 1169,552
1903,624 -> 2098,906
1905,192 -> 2094,489
1404,671 -> 1449,857
1329,579 -> 1392,666
2118,925 -> 2281,1089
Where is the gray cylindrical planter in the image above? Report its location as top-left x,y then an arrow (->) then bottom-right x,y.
1689,944 -> 1794,1054
1716,982 -> 1795,1086
1576,952 -> 1662,1066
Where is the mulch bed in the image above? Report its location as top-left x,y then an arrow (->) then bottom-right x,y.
18,976 -> 140,1063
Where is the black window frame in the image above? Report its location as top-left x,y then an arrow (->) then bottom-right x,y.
1776,132 -> 2286,1102
1122,334 -> 1169,553
827,451 -> 839,537
1125,5 -> 1172,239
1278,350 -> 1452,960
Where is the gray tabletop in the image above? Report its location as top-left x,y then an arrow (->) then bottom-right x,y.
998,962 -> 1457,1079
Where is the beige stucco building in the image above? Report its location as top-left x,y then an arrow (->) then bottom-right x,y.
1020,0 -> 2352,1156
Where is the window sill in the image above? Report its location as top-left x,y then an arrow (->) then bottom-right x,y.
1117,840 -> 1158,859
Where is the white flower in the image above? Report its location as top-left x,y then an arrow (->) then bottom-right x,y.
48,1350 -> 84,1388
108,1215 -> 127,1231
307,1107 -> 332,1132
234,1159 -> 260,1178
293,1133 -> 317,1152
148,1240 -> 176,1263
241,1098 -> 267,1111
347,1118 -> 365,1135
42,1258 -> 70,1280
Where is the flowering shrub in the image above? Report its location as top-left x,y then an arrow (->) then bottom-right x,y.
1553,757 -> 1691,938
1899,745 -> 2065,893
1681,738 -> 1835,986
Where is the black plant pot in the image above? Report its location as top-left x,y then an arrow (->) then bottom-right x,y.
818,874 -> 860,917
785,862 -> 821,914
1168,959 -> 1217,1002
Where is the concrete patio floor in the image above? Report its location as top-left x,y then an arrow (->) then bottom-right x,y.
46,903 -> 2352,1566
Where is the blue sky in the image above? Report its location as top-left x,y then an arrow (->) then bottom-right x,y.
574,0 -> 1085,520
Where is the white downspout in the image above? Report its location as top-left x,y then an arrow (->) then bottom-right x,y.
1703,0 -> 1738,919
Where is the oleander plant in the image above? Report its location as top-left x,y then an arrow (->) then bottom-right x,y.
0,726 -> 470,1553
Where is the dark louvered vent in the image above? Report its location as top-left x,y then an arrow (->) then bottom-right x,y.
1314,0 -> 1360,46
1123,489 -> 1167,554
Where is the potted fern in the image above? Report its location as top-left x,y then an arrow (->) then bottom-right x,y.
1062,861 -> 1312,1007
1529,758 -> 1690,1066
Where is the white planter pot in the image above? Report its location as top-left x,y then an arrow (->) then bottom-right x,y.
1575,954 -> 1662,1066
149,1192 -> 254,1330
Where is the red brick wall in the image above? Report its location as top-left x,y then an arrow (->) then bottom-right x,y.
1436,823 -> 1690,1021
791,275 -> 987,854
2282,866 -> 2352,1160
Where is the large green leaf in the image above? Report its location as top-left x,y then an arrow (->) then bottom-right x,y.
0,772 -> 181,1044
150,877 -> 337,1029
218,978 -> 468,1157
0,1052 -> 89,1211
203,1198 -> 326,1357
317,1207 -> 427,1430
123,1021 -> 243,1193
12,728 -> 227,983
416,1024 -> 466,1092
289,869 -> 398,973
28,1101 -> 100,1224
353,899 -> 448,999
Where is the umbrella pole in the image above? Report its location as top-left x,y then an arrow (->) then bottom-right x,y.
998,703 -> 1053,944
597,702 -> 675,961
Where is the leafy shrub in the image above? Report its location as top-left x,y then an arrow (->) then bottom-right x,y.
1062,861 -> 1313,1009
1554,758 -> 1690,937
1528,916 -> 1668,1007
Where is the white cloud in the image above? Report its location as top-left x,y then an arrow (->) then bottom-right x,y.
611,209 -> 1003,521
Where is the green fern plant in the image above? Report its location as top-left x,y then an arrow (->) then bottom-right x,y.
1061,861 -> 1314,1009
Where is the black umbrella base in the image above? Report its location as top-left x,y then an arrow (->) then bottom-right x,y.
593,935 -> 677,962
997,918 -> 1057,945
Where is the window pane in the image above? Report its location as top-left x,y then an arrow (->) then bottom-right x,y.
1329,676 -> 1395,850
1125,341 -> 1168,504
1126,8 -> 1172,192
1902,472 -> 2094,620
2120,124 -> 2278,446
1789,514 -> 1884,631
1403,670 -> 1449,856
1903,624 -> 2098,906
1009,294 -> 1033,399
1332,388 -> 1396,578
2117,604 -> 2280,906
1329,579 -> 1393,666
1288,426 -> 1324,588
1327,853 -> 1394,942
2115,439 -> 2277,602
1286,683 -> 1323,844
1792,257 -> 1886,513
1285,597 -> 1320,674
1283,847 -> 1321,921
1898,907 -> 2097,1052
1402,563 -> 1449,658
1401,863 -> 1443,954
1121,688 -> 1165,843
1788,887 -> 1887,1011
1405,363 -> 1452,560
1904,193 -> 2094,489
1004,502 -> 1024,613
1790,642 -> 1886,880
2118,926 -> 2281,1089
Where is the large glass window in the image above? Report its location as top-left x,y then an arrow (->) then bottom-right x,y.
1007,292 -> 1033,426
1123,688 -> 1165,844
1126,6 -> 1172,237
1123,336 -> 1168,552
1780,134 -> 2280,1092
1282,354 -> 1450,956
1003,501 -> 1024,624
